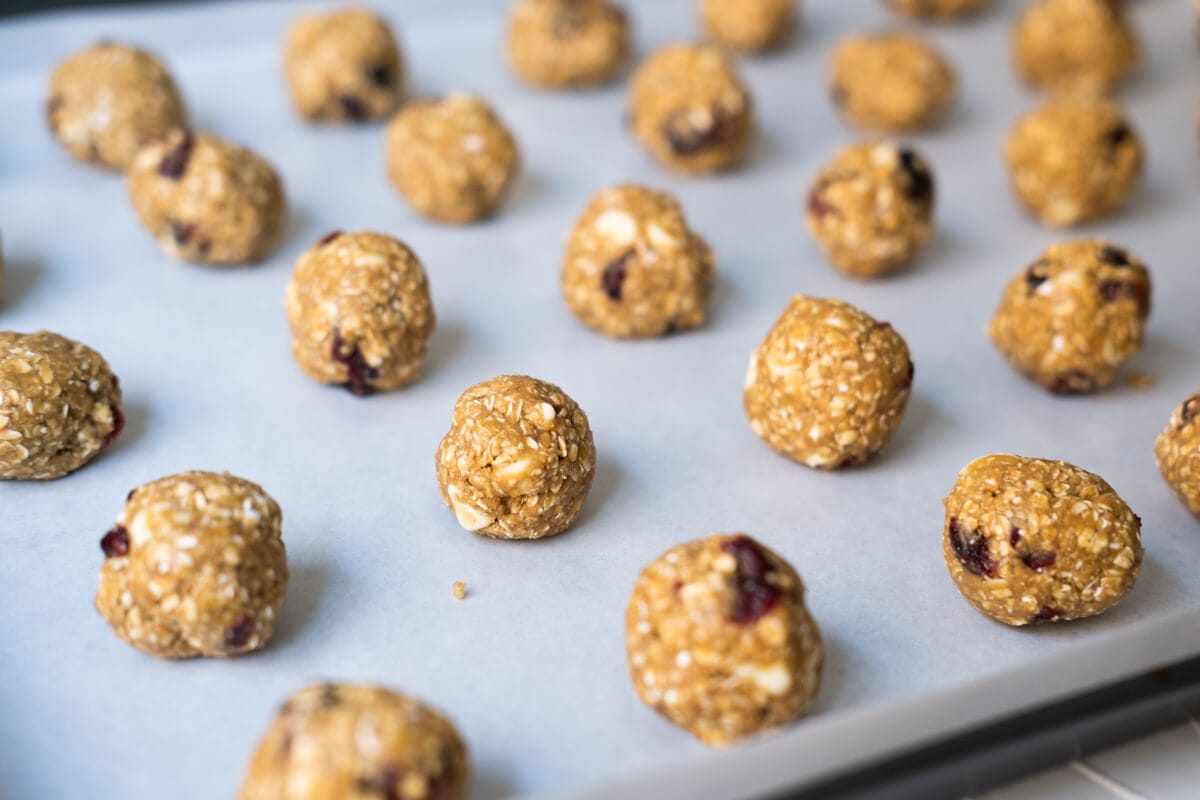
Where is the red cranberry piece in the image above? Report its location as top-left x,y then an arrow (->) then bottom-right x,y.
662,107 -> 725,156
806,184 -> 839,220
1025,260 -> 1050,293
338,95 -> 367,121
318,230 -> 343,246
1031,606 -> 1064,624
224,616 -> 255,649
1009,527 -> 1022,546
1021,550 -> 1057,572
1099,279 -> 1149,316
602,250 -> 634,302
319,683 -> 341,708
356,765 -> 403,797
1096,245 -> 1131,267
100,525 -> 130,557
331,328 -> 379,397
158,131 -> 194,179
721,535 -> 783,625
1049,370 -> 1096,395
365,64 -> 392,88
948,517 -> 997,578
102,405 -> 126,448
1105,125 -> 1132,148
897,149 -> 934,207
1181,394 -> 1200,425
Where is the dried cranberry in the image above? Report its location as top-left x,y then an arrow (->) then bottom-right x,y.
1009,527 -> 1022,546
662,108 -> 724,156
721,535 -> 782,625
170,219 -> 196,246
331,328 -> 379,397
897,149 -> 933,206
103,405 -> 125,448
1099,279 -> 1149,316
1031,606 -> 1064,624
1179,395 -> 1200,426
1049,370 -> 1095,395
339,95 -> 367,121
1097,245 -> 1131,267
601,250 -> 634,301
100,525 -> 130,557
948,517 -> 997,578
126,488 -> 137,502
357,765 -> 403,798
320,683 -> 340,707
224,616 -> 255,649
1025,261 -> 1050,293
318,230 -> 343,246
837,454 -> 864,469
158,131 -> 194,179
1021,550 -> 1057,572
365,64 -> 392,88
898,360 -> 915,390
806,184 -> 839,220
1105,125 -> 1132,148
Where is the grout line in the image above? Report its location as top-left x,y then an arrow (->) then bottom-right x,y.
1070,761 -> 1149,800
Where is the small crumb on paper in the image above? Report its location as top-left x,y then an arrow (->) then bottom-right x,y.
452,581 -> 467,600
1128,371 -> 1154,390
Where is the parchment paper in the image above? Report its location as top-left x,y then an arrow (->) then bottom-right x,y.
1,1 -> 1198,798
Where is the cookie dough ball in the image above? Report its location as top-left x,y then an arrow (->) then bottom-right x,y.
886,0 -> 990,19
46,42 -> 185,170
285,231 -> 435,396
626,534 -> 822,746
562,185 -> 714,338
283,8 -> 403,123
988,240 -> 1150,394
805,142 -> 935,278
240,684 -> 468,800
506,0 -> 630,88
829,34 -> 956,132
1156,395 -> 1200,518
700,0 -> 795,53
436,375 -> 595,539
629,44 -> 754,175
127,129 -> 287,264
1004,97 -> 1142,228
0,331 -> 123,481
744,296 -> 913,469
95,471 -> 288,659
943,454 -> 1142,626
385,94 -> 521,224
1013,0 -> 1139,94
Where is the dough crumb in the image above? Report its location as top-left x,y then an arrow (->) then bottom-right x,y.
1127,371 -> 1154,390
452,581 -> 468,600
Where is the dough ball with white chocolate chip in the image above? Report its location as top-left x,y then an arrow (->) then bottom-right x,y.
1013,0 -> 1139,94
886,0 -> 990,20
805,142 -> 936,279
435,375 -> 595,540
285,231 -> 435,396
506,0 -> 630,88
562,184 -> 714,338
46,42 -> 185,170
744,296 -> 913,469
1004,96 -> 1142,228
943,454 -> 1142,626
625,533 -> 823,746
700,0 -> 795,53
988,240 -> 1150,394
629,44 -> 754,175
239,683 -> 469,800
95,471 -> 288,659
828,33 -> 956,132
283,8 -> 404,123
385,94 -> 521,224
1155,393 -> 1200,519
127,129 -> 288,265
0,330 -> 125,481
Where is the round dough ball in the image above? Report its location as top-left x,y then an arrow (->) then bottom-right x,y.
1156,394 -> 1200,519
385,94 -> 521,224
1013,0 -> 1139,94
805,142 -> 935,278
436,375 -> 595,539
1004,96 -> 1142,228
283,8 -> 403,123
0,330 -> 124,481
95,471 -> 288,659
626,533 -> 823,746
700,0 -> 795,53
886,0 -> 990,19
127,129 -> 288,264
829,33 -> 956,132
285,231 -> 435,395
562,184 -> 714,338
744,296 -> 913,469
46,42 -> 185,170
506,0 -> 630,88
988,240 -> 1150,394
239,684 -> 469,800
629,44 -> 754,175
943,454 -> 1142,626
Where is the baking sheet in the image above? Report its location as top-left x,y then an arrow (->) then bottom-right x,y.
0,1 -> 1198,798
